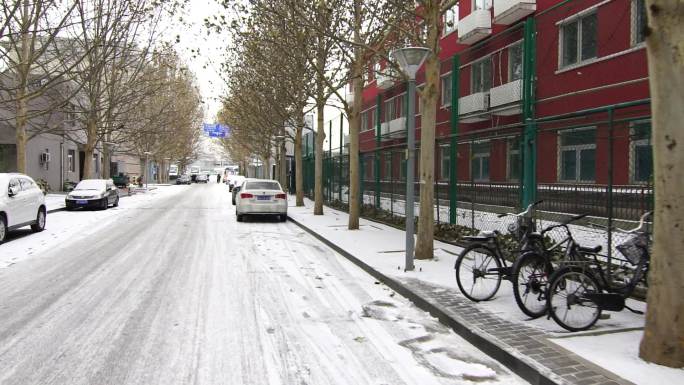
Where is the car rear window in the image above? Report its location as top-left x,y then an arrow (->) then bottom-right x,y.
245,181 -> 280,190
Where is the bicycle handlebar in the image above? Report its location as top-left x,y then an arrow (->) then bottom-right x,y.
587,211 -> 652,234
497,200 -> 544,219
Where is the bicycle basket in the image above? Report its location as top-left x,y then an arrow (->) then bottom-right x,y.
616,234 -> 649,265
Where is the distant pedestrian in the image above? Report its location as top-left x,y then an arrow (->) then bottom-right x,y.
217,174 -> 221,183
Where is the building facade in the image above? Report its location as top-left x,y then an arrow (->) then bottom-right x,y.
356,0 -> 651,221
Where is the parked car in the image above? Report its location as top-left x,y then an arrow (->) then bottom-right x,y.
0,173 -> 47,244
229,175 -> 245,192
65,179 -> 119,210
231,183 -> 244,205
196,173 -> 208,183
235,179 -> 287,222
176,174 -> 191,185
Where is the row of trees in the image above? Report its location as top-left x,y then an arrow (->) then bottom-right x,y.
215,0 -> 680,367
215,0 -> 457,257
0,0 -> 202,179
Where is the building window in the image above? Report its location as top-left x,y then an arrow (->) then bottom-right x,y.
509,42 -> 523,82
0,144 -> 17,173
471,141 -> 490,182
508,138 -> 521,181
473,0 -> 492,10
471,56 -> 492,93
559,128 -> 596,182
361,111 -> 369,132
397,94 -> 405,118
632,0 -> 647,45
371,108 -> 377,130
385,98 -> 395,122
560,12 -> 597,68
442,5 -> 458,36
631,121 -> 652,183
68,150 -> 75,172
365,154 -> 374,180
440,145 -> 450,181
383,153 -> 392,180
441,73 -> 452,107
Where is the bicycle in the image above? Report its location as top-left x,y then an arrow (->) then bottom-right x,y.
545,211 -> 652,332
454,200 -> 545,302
510,213 -> 600,318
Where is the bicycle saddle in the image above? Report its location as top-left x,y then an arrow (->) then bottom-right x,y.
579,245 -> 602,254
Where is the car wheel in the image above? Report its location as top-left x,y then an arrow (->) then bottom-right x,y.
232,198 -> 235,205
113,196 -> 119,207
101,198 -> 108,210
0,215 -> 7,244
280,215 -> 287,222
237,214 -> 243,222
31,207 -> 46,232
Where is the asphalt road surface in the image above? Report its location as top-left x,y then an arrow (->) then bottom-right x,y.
0,183 -> 522,385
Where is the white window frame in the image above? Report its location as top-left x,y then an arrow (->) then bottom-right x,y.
383,153 -> 393,181
441,72 -> 452,107
629,120 -> 652,184
507,138 -> 521,182
67,150 -> 75,173
471,56 -> 492,93
631,0 -> 647,47
508,41 -> 523,82
440,145 -> 450,181
558,11 -> 598,69
384,93 -> 406,122
473,0 -> 492,11
557,127 -> 596,183
471,141 -> 490,182
442,5 -> 458,37
361,111 -> 369,132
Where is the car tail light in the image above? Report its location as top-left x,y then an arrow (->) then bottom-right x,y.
240,193 -> 254,199
275,193 -> 286,199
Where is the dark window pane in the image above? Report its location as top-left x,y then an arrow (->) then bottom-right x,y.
561,150 -> 577,180
635,0 -> 647,44
509,153 -> 521,180
633,121 -> 651,140
472,62 -> 482,92
482,157 -> 490,180
581,13 -> 597,60
472,158 -> 480,180
579,148 -> 596,181
635,145 -> 653,182
561,129 -> 596,146
562,21 -> 579,66
483,57 -> 492,91
509,44 -> 523,81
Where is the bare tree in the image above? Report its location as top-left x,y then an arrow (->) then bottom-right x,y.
638,0 -> 684,368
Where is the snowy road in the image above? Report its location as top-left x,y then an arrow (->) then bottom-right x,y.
0,183 -> 525,385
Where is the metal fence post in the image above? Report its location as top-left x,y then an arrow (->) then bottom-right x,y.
449,55 -> 460,224
339,116 -> 343,202
521,17 -> 537,207
375,94 -> 382,209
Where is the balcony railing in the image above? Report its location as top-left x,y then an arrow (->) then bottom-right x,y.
381,117 -> 407,138
376,71 -> 395,90
494,0 -> 536,25
458,10 -> 492,45
490,79 -> 522,110
459,92 -> 489,115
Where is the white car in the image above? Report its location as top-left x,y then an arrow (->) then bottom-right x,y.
196,173 -> 208,183
0,173 -> 47,244
228,175 -> 245,192
235,179 -> 287,222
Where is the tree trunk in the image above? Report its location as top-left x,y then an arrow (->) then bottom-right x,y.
295,123 -> 304,206
82,118 -> 98,179
15,94 -> 28,174
639,0 -> 684,368
415,4 -> 441,260
314,102 -> 326,215
347,0 -> 363,230
14,1 -> 30,174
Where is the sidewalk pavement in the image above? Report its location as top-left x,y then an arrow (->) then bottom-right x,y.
287,198 -> 684,385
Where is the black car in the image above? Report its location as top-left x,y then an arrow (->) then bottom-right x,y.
65,179 -> 119,210
231,185 -> 241,205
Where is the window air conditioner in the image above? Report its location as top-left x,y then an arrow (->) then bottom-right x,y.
40,152 -> 51,164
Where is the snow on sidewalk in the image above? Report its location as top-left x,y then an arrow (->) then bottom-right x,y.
288,197 -> 684,385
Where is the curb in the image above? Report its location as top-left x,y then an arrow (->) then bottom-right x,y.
287,214 -> 559,385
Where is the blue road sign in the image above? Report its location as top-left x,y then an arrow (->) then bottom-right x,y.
203,123 -> 230,138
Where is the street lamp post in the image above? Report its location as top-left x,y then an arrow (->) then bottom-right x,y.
391,46 -> 430,272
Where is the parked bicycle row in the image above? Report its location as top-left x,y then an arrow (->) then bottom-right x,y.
454,200 -> 652,332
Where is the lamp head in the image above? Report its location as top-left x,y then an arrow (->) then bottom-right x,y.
391,47 -> 431,79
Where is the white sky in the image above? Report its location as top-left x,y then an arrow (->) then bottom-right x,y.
160,0 -> 232,122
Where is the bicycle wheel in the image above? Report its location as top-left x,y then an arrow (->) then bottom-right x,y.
512,252 -> 553,319
547,267 -> 602,332
455,244 -> 502,302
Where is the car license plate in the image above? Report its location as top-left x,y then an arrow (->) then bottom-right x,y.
257,195 -> 271,201
76,200 -> 88,205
